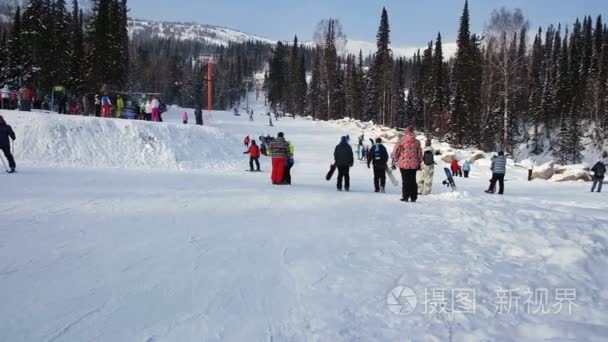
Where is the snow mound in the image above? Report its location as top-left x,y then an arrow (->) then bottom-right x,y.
2,110 -> 242,170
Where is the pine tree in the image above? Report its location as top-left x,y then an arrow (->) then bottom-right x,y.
267,41 -> 288,114
67,1 -> 85,93
368,7 -> 392,125
307,48 -> 324,119
430,32 -> 448,135
451,0 -> 475,145
7,6 -> 30,87
86,0 -> 112,91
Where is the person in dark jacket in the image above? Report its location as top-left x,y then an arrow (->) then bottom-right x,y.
334,136 -> 354,191
244,140 -> 261,172
591,160 -> 606,193
0,115 -> 16,173
367,138 -> 389,193
486,151 -> 507,195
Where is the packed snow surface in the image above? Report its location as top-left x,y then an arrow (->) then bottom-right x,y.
1,110 -> 241,170
1,102 -> 607,341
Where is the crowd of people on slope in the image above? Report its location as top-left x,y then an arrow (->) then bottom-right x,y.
0,83 -> 170,122
244,126 -> 607,199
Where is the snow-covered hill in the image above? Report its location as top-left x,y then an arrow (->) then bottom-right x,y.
128,18 -> 275,45
0,108 -> 241,170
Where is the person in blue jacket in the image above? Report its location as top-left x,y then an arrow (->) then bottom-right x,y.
462,160 -> 472,178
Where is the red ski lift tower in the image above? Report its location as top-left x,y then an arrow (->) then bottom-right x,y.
200,54 -> 221,112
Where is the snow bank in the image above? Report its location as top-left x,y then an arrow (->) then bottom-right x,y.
1,110 -> 242,170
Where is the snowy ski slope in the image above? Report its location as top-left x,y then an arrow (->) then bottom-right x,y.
0,105 -> 607,341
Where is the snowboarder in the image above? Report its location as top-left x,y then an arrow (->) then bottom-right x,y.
116,95 -> 124,118
367,138 -> 389,193
485,152 -> 507,195
418,138 -> 435,195
392,126 -> 422,202
283,142 -> 295,184
182,112 -> 189,124
19,85 -> 33,112
462,160 -> 471,178
101,93 -> 112,117
334,136 -> 354,191
244,135 -> 250,147
591,160 -> 606,193
244,140 -> 261,172
0,115 -> 16,173
249,111 -> 254,121
151,96 -> 160,122
450,159 -> 462,177
269,132 -> 290,185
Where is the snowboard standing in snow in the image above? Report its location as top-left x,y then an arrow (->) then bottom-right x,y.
385,166 -> 398,186
443,167 -> 457,190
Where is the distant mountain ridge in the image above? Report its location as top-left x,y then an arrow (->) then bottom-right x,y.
128,18 -> 275,46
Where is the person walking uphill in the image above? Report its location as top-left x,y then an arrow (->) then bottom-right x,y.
269,132 -> 290,185
590,159 -> 606,193
244,140 -> 261,172
368,138 -> 389,193
485,151 -> 507,195
0,115 -> 16,173
392,126 -> 422,202
418,138 -> 435,195
334,136 -> 354,191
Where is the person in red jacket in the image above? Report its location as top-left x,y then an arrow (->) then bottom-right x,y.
244,135 -> 250,147
244,140 -> 261,171
450,159 -> 462,177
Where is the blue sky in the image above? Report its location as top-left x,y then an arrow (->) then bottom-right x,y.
129,0 -> 607,47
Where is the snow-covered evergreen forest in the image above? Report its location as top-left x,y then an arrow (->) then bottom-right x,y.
266,2 -> 608,163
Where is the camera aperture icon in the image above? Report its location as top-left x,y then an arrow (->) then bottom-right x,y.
387,286 -> 417,316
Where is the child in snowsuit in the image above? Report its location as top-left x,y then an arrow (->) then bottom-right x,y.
244,140 -> 261,171
450,159 -> 462,177
462,160 -> 471,178
418,139 -> 435,195
182,112 -> 189,124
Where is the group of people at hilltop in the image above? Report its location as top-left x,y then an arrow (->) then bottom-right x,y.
1,84 -> 36,112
